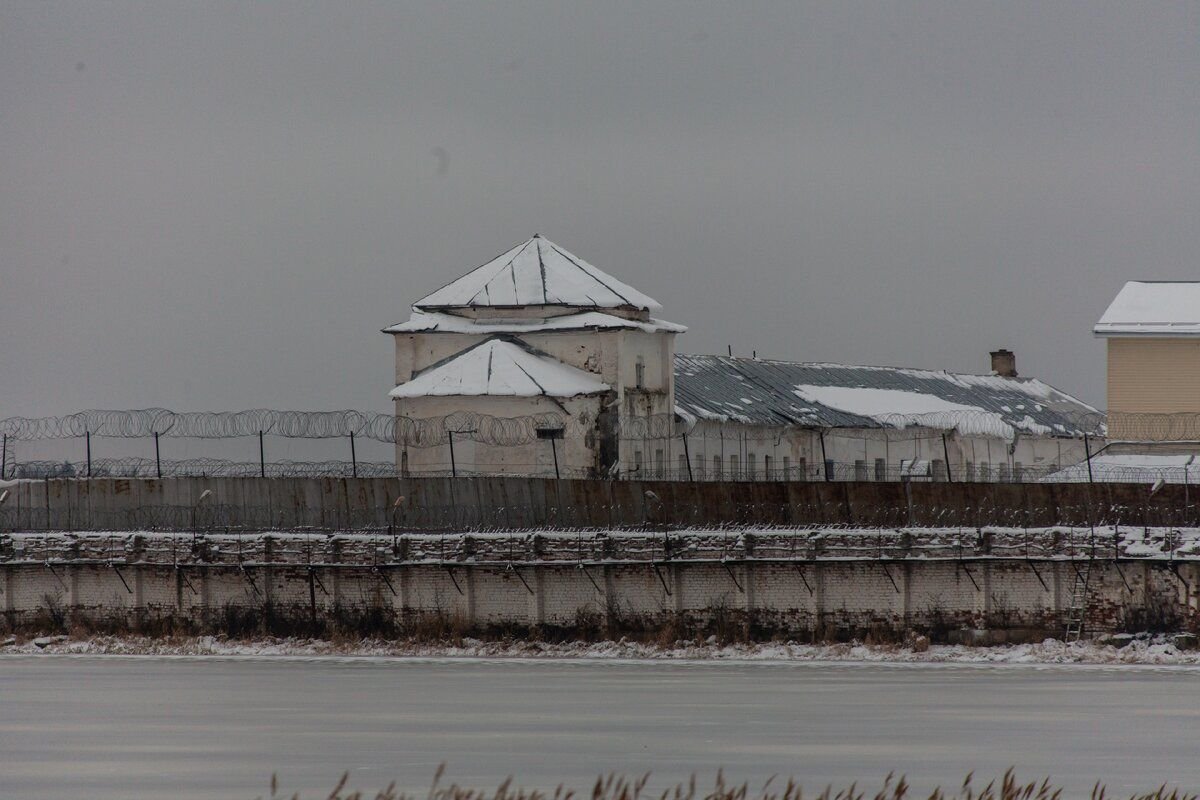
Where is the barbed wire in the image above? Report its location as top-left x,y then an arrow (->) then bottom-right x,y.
8,457 -> 1196,485
0,408 -> 393,441
5,407 -> 1200,451
6,459 -> 401,479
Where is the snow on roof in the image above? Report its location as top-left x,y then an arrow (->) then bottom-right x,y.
673,354 -> 1098,438
383,309 -> 686,335
414,235 -> 662,312
389,338 -> 610,399
1045,453 -> 1200,483
1094,281 -> 1200,337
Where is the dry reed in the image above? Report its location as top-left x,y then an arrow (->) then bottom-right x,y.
258,765 -> 1196,800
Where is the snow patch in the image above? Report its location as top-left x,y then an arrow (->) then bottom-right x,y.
389,339 -> 609,399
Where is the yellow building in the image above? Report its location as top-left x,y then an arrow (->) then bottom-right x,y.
1094,281 -> 1200,443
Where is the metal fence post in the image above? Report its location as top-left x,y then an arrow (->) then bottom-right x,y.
154,431 -> 162,479
259,430 -> 266,478
86,430 -> 92,477
349,431 -> 357,478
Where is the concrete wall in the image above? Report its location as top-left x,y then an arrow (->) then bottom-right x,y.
2,475 -> 1198,532
4,554 -> 1195,640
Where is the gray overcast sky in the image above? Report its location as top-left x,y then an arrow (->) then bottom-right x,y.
3,1 -> 1198,417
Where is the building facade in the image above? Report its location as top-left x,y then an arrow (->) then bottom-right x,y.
386,235 -> 684,478
387,236 -> 1098,481
1095,281 -> 1200,441
1052,281 -> 1200,483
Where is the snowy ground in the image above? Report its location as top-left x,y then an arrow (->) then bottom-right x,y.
10,524 -> 1200,565
5,632 -> 1200,665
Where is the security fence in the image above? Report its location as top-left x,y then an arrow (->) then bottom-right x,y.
2,475 -> 1199,533
0,407 -> 1197,482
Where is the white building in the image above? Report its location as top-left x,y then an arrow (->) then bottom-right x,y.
386,235 -> 1098,481
386,235 -> 684,478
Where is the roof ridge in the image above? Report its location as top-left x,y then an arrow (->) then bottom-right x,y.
413,235 -> 661,311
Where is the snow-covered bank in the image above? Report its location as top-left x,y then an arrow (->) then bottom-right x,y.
4,633 -> 1200,665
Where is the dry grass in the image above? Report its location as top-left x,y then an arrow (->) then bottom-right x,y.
258,766 -> 1196,800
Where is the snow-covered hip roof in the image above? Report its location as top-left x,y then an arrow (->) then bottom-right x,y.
413,235 -> 662,312
389,337 -> 610,399
673,354 -> 1099,438
1094,281 -> 1200,337
383,309 -> 686,335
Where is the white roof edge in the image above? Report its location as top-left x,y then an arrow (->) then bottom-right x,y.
412,235 -> 663,312
1094,281 -> 1200,335
389,338 -> 610,399
383,309 -> 686,335
1094,324 -> 1200,338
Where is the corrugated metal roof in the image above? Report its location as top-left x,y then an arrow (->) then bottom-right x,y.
673,354 -> 1098,437
414,235 -> 662,311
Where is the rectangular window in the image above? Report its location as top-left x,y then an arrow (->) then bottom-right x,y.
798,457 -> 807,481
764,455 -> 773,480
964,461 -> 974,482
824,459 -> 835,481
782,456 -> 791,480
874,458 -> 886,481
678,454 -> 687,479
634,450 -> 643,475
854,459 -> 868,481
713,455 -> 722,479
998,463 -> 1011,483
654,449 -> 664,478
932,459 -> 946,481
729,454 -> 740,480
635,357 -> 645,389
747,453 -> 757,480
695,455 -> 706,480
1013,462 -> 1024,482
978,461 -> 990,481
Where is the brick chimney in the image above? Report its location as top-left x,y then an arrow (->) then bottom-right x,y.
990,349 -> 1017,378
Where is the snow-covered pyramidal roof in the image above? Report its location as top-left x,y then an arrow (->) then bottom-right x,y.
414,235 -> 662,312
389,338 -> 610,398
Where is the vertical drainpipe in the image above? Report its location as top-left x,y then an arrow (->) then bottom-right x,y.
818,429 -> 829,482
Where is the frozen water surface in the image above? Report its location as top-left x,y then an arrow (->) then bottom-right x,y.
1,656 -> 1198,799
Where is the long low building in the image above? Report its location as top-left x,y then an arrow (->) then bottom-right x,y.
386,235 -> 1100,481
670,353 -> 1098,482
